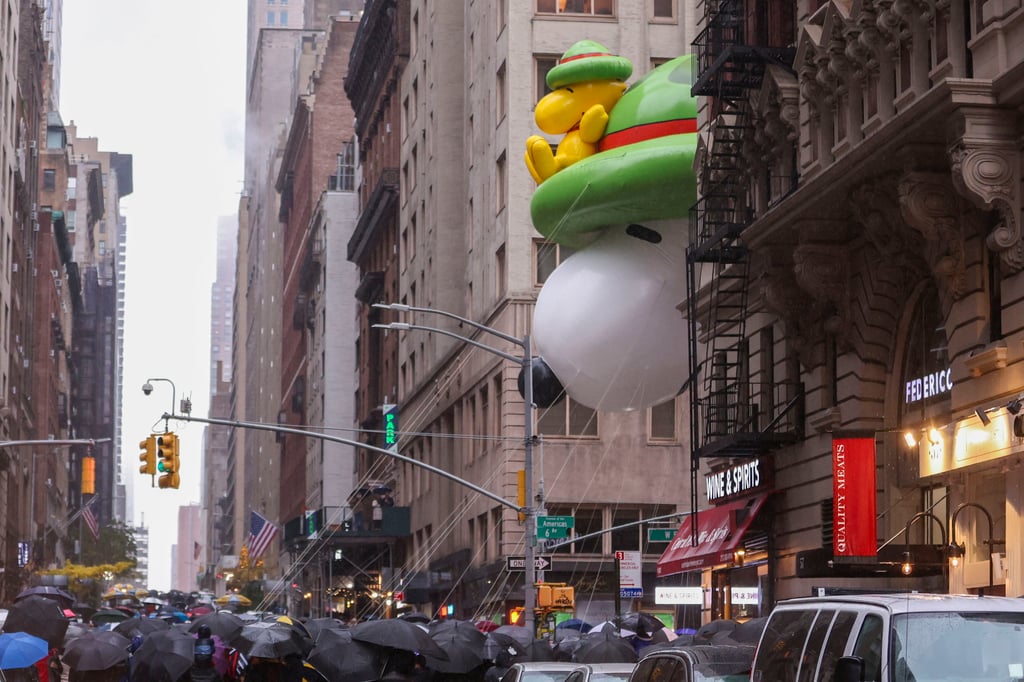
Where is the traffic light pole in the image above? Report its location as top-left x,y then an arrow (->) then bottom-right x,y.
373,303 -> 539,635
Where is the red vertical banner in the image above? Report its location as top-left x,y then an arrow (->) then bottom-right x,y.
832,434 -> 877,561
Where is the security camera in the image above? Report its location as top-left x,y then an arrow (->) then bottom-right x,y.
142,382 -> 154,396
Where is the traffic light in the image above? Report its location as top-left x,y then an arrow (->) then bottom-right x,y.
138,436 -> 156,476
156,432 -> 180,489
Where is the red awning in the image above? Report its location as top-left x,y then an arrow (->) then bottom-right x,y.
656,494 -> 768,577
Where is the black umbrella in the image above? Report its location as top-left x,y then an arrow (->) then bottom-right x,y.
484,632 -> 528,663
189,611 -> 244,642
350,619 -> 448,660
424,623 -> 487,674
3,594 -> 70,648
303,617 -> 347,641
63,621 -> 90,648
113,617 -> 170,638
573,630 -> 639,664
308,628 -> 380,682
398,612 -> 432,624
64,630 -> 130,671
514,639 -> 557,663
91,609 -> 131,626
695,619 -> 737,643
712,617 -> 768,645
491,625 -> 533,648
15,586 -> 75,608
129,628 -> 194,682
233,621 -> 308,659
618,612 -> 666,639
71,603 -> 97,621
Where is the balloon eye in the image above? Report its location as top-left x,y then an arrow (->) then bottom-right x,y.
565,87 -> 574,93
626,223 -> 662,244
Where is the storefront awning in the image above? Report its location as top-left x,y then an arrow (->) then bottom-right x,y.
656,494 -> 768,577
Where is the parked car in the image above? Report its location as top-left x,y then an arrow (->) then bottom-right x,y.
750,593 -> 1024,682
628,645 -> 755,682
500,662 -> 593,682
565,663 -> 636,682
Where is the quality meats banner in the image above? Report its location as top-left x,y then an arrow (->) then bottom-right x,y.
832,434 -> 877,561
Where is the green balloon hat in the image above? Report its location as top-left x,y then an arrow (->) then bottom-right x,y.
546,39 -> 633,89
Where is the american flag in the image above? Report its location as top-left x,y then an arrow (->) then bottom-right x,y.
82,502 -> 100,540
248,510 -> 278,559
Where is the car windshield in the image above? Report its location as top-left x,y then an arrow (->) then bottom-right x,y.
891,612 -> 1024,682
590,673 -> 633,682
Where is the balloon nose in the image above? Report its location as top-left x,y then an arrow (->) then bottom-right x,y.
517,357 -> 566,408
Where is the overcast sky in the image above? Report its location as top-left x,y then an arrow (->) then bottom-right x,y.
60,1 -> 246,590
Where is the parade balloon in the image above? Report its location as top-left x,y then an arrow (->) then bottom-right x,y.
532,221 -> 689,412
517,356 -> 566,409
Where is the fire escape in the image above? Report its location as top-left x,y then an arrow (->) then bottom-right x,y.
686,0 -> 802,522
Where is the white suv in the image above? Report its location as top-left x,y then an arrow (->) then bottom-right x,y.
751,593 -> 1024,682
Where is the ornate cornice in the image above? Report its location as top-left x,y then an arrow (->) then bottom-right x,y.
948,105 -> 1024,272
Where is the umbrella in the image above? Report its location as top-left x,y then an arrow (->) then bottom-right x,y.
555,618 -> 592,633
474,620 -> 500,633
140,597 -> 164,606
274,615 -> 315,655
63,630 -> 130,671
618,612 -> 665,638
214,593 -> 252,607
63,621 -> 90,648
423,622 -> 487,674
0,632 -> 48,670
307,628 -> 380,682
712,616 -> 769,645
573,630 -> 639,664
351,618 -> 448,659
91,609 -> 131,626
303,617 -> 347,641
15,586 -> 75,608
113,617 -> 169,638
190,604 -> 214,617
189,611 -> 244,642
397,612 -> 432,624
514,639 -> 557,663
694,619 -> 737,643
491,625 -> 533,647
3,595 -> 70,648
484,632 -> 527,665
71,603 -> 97,621
129,628 -> 195,682
233,621 -> 308,659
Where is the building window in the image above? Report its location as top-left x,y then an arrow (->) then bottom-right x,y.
496,152 -> 507,214
651,0 -> 674,19
534,239 -> 577,285
537,0 -> 615,16
537,397 -> 598,437
648,398 -> 677,441
495,244 -> 506,298
329,139 -> 355,191
98,240 -> 106,257
279,10 -> 287,25
66,210 -> 76,232
611,509 -> 641,550
42,169 -> 55,190
496,61 -> 507,125
535,56 -> 558,100
266,11 -> 275,25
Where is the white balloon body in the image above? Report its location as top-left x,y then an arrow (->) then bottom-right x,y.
532,220 -> 690,412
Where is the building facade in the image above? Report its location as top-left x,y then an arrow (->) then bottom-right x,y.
661,0 -> 1024,621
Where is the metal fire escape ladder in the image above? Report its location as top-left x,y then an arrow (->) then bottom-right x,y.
686,0 -> 801,540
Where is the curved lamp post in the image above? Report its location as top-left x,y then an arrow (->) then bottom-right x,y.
948,502 -> 1004,589
372,303 -> 538,634
901,511 -> 946,576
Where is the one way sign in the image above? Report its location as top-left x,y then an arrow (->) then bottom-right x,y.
506,555 -> 553,571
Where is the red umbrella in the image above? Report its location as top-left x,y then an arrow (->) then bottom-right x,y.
475,620 -> 500,633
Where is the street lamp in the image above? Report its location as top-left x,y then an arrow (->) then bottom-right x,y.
948,502 -> 1005,589
372,302 -> 539,634
900,511 -> 946,576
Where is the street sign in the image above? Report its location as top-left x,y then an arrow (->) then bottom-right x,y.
647,528 -> 677,542
506,555 -> 553,571
538,516 -> 574,529
539,526 -> 568,539
620,587 -> 643,599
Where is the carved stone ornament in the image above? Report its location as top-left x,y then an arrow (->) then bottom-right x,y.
793,240 -> 852,343
949,139 -> 1024,272
849,177 -> 928,288
755,255 -> 825,368
898,171 -> 968,298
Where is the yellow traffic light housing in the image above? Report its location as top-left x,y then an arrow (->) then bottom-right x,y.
138,436 -> 157,476
156,432 -> 180,489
